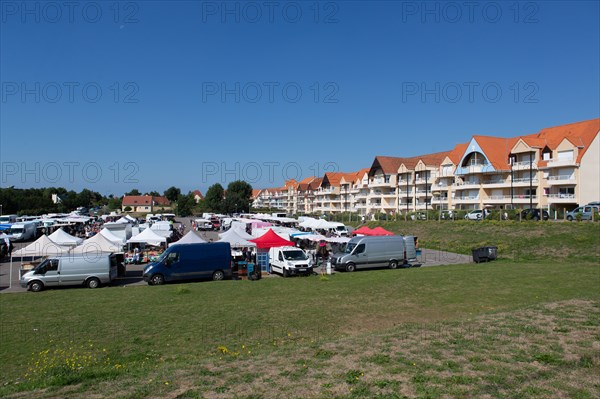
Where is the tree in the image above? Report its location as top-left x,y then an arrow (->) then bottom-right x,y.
204,184 -> 225,213
224,181 -> 253,214
125,189 -> 141,196
147,191 -> 160,197
124,206 -> 132,212
108,196 -> 122,210
164,186 -> 181,202
175,193 -> 195,217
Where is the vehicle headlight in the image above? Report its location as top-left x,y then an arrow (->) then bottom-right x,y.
286,261 -> 293,267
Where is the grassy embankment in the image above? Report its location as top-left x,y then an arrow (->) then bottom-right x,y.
0,221 -> 598,398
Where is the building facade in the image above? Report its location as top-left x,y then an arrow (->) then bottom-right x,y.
250,119 -> 599,216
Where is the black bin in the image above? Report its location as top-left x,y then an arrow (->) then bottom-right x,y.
472,246 -> 498,263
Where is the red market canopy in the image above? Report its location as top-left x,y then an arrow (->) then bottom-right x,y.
370,227 -> 394,236
250,228 -> 295,249
352,226 -> 374,236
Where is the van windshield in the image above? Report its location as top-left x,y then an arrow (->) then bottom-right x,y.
344,243 -> 357,254
11,227 -> 24,234
283,250 -> 308,261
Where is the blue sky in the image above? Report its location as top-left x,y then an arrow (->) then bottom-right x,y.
1,0 -> 599,195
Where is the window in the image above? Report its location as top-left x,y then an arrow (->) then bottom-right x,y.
384,175 -> 390,183
48,260 -> 59,271
354,244 -> 365,254
558,150 -> 573,161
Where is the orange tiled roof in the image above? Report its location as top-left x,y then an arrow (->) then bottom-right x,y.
447,143 -> 469,164
530,118 -> 599,162
468,136 -> 519,170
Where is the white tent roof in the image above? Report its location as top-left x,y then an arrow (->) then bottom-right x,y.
48,228 -> 84,246
218,229 -> 256,247
12,235 -> 71,257
72,233 -> 123,254
100,228 -> 125,244
168,231 -> 207,247
127,227 -> 167,246
114,217 -> 130,224
227,227 -> 254,240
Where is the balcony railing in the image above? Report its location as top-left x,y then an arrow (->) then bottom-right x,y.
512,177 -> 538,184
454,196 -> 480,200
547,175 -> 575,181
545,193 -> 576,199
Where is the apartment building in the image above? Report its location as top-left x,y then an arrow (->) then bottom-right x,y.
252,118 -> 599,216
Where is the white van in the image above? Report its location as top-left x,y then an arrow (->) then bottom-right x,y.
0,214 -> 17,224
268,246 -> 313,277
9,221 -> 37,241
20,254 -> 118,292
331,235 -> 418,272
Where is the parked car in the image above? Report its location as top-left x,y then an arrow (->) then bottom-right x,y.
566,205 -> 599,221
520,209 -> 549,221
464,210 -> 483,220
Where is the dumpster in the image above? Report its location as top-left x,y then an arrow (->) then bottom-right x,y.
472,246 -> 498,263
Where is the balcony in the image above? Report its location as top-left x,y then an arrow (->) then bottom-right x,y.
483,195 -> 512,203
511,160 -> 537,170
482,178 -> 507,187
511,195 -> 538,203
545,193 -> 577,203
370,180 -> 393,188
431,183 -> 450,192
546,175 -> 575,186
545,158 -> 577,168
454,181 -> 481,189
453,196 -> 480,204
511,177 -> 538,186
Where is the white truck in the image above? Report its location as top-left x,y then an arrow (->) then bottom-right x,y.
9,221 -> 38,241
268,246 -> 313,277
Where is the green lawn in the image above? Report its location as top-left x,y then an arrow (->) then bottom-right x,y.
0,222 -> 598,398
360,219 -> 599,262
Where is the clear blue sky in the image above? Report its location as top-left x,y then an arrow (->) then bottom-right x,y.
1,0 -> 599,196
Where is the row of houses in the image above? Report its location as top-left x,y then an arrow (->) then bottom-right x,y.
252,118 -> 600,216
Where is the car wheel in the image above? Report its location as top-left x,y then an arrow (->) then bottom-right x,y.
150,274 -> 165,285
29,280 -> 43,292
346,263 -> 356,272
212,270 -> 225,281
389,260 -> 398,269
87,277 -> 100,289
567,215 -> 573,221
283,268 -> 289,278
533,216 -> 539,221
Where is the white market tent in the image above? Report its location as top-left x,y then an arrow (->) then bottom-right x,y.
48,228 -> 84,246
218,229 -> 256,248
12,235 -> 71,258
114,217 -> 131,224
100,228 -> 125,244
72,233 -> 123,254
230,227 -> 254,241
168,230 -> 207,247
127,228 -> 167,247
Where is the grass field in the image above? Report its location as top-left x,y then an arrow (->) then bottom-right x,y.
0,222 -> 598,398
